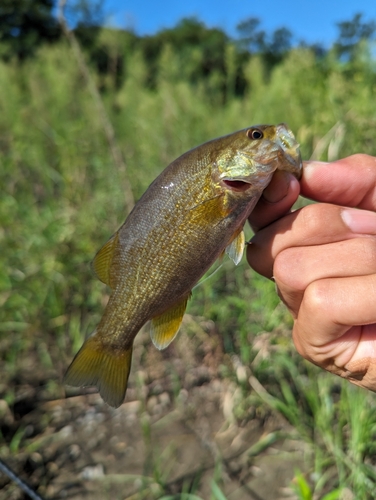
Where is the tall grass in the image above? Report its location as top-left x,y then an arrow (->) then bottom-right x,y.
1,37 -> 376,497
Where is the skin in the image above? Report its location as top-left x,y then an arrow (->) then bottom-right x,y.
247,155 -> 376,391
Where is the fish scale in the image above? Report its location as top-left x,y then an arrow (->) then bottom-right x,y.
65,123 -> 302,408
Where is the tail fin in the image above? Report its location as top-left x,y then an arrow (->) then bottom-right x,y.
64,335 -> 133,409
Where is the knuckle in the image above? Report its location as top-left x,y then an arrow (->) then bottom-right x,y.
303,279 -> 332,316
274,248 -> 304,289
299,203 -> 333,233
296,203 -> 342,243
363,237 -> 376,266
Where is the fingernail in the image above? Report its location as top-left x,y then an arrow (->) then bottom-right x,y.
341,208 -> 376,233
263,171 -> 293,203
303,161 -> 329,180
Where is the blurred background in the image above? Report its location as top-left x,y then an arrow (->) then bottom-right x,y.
1,1 -> 376,499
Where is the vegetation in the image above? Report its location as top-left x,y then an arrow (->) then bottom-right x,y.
1,7 -> 376,499
0,0 -> 61,60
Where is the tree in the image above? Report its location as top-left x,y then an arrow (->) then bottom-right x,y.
65,0 -> 104,50
139,17 -> 230,87
0,0 -> 61,60
269,27 -> 292,57
334,12 -> 376,61
236,18 -> 292,66
236,17 -> 266,53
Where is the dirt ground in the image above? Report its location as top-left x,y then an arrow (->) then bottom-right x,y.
0,315 -> 308,499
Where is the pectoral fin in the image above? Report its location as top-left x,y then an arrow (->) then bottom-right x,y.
225,230 -> 245,265
150,295 -> 190,350
188,193 -> 229,222
91,232 -> 119,287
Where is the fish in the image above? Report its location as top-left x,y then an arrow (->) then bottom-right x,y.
64,123 -> 302,408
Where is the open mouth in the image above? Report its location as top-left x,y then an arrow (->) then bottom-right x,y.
222,179 -> 251,192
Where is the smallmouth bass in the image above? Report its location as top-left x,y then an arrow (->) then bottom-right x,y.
65,123 -> 302,408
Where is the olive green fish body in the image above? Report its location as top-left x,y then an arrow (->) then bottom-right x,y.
65,124 -> 302,408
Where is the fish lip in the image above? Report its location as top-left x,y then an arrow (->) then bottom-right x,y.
276,123 -> 299,148
275,125 -> 303,178
276,139 -> 301,159
276,144 -> 303,179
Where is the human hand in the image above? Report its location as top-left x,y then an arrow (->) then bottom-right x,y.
247,155 -> 376,391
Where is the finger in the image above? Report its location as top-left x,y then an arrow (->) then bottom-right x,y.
247,203 -> 376,278
292,274 -> 376,390
248,171 -> 300,232
294,274 -> 376,350
292,321 -> 376,391
302,155 -> 376,209
274,236 -> 376,316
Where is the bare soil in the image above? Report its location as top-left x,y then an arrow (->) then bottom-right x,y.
0,316 -> 307,499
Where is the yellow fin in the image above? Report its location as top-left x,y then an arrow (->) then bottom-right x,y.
64,335 -> 132,409
91,232 -> 119,287
150,295 -> 190,350
188,193 -> 229,222
225,230 -> 245,265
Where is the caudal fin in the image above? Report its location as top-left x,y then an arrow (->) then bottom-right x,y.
64,335 -> 133,409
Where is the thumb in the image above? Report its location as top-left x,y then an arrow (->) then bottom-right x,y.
302,155 -> 376,210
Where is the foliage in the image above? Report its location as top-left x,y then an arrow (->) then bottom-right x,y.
334,12 -> 376,62
0,0 -> 61,60
237,17 -> 293,66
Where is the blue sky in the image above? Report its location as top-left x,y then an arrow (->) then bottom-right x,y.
102,0 -> 376,47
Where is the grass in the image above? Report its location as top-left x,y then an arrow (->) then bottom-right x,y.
1,37 -> 376,498
258,354 -> 376,497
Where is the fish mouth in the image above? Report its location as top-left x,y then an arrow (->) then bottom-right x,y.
275,124 -> 302,178
276,124 -> 299,150
221,158 -> 279,192
222,179 -> 252,192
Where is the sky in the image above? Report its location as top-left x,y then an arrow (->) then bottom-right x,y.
101,0 -> 376,47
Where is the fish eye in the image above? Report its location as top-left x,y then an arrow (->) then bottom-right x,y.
247,128 -> 263,140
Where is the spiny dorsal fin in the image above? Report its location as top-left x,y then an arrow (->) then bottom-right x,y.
91,232 -> 119,287
64,334 -> 133,409
150,294 -> 190,350
225,229 -> 245,265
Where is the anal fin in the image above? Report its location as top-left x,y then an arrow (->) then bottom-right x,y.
64,334 -> 132,409
225,229 -> 245,265
150,295 -> 190,350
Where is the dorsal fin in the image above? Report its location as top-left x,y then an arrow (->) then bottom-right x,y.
150,294 -> 190,350
225,229 -> 245,265
91,232 -> 119,287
